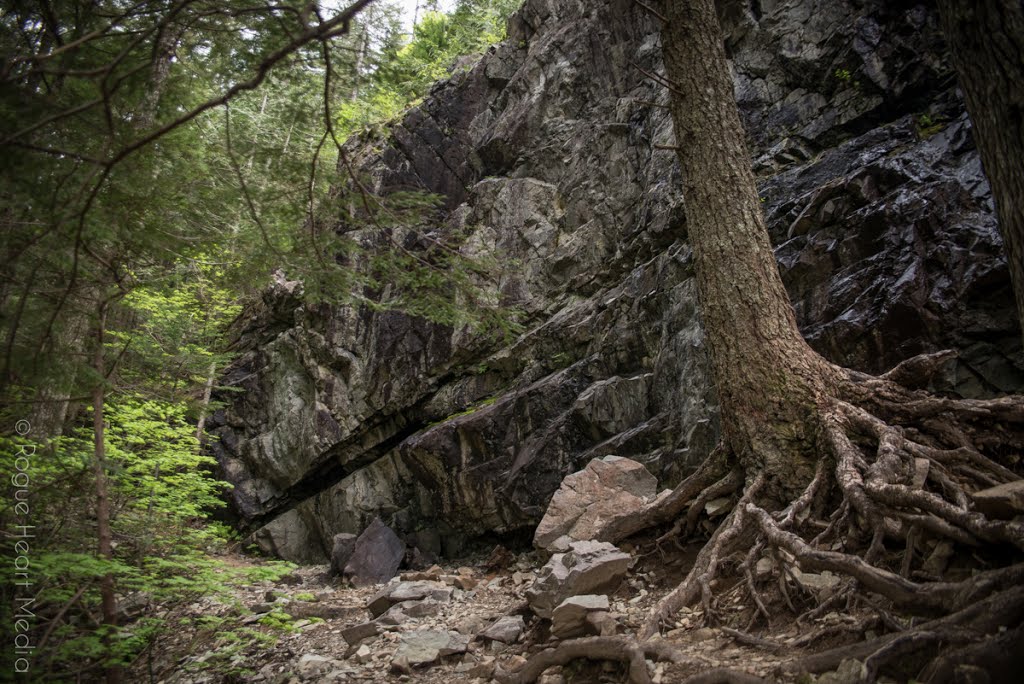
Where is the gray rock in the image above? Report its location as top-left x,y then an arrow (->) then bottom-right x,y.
478,615 -> 525,643
795,570 -> 841,594
551,594 -> 610,639
534,456 -> 659,550
527,541 -> 631,618
295,654 -> 336,679
383,598 -> 442,622
339,620 -> 381,646
343,518 -> 404,587
971,481 -> 1024,520
817,659 -> 869,684
329,533 -> 357,576
393,630 -> 470,668
366,580 -> 453,617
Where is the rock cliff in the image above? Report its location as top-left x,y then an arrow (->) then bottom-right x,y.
208,0 -> 1022,563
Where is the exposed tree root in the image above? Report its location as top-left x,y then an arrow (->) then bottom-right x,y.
784,584 -> 1024,676
638,354 -> 1024,636
540,351 -> 1024,682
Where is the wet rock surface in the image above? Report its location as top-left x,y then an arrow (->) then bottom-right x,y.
209,0 -> 1023,562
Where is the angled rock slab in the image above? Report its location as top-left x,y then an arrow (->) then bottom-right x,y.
343,518 -> 405,587
526,540 -> 632,618
534,456 -> 659,550
551,594 -> 610,639
393,630 -> 470,668
366,580 -> 453,617
971,480 -> 1024,520
478,615 -> 525,643
340,620 -> 382,647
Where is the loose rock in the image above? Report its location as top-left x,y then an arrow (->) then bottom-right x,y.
479,615 -> 525,643
527,540 -> 631,618
971,481 -> 1024,520
551,594 -> 610,638
343,518 -> 405,587
392,630 -> 469,668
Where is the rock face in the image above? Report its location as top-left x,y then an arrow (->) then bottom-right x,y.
534,455 -> 660,550
209,0 -> 1023,562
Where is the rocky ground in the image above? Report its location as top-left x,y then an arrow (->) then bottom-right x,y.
130,453 -> 1024,683
136,541 -> 900,684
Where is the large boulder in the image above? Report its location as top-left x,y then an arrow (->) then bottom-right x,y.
343,518 -> 405,587
534,455 -> 661,550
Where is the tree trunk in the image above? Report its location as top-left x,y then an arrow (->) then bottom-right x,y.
661,0 -> 838,496
936,0 -> 1024,344
351,29 -> 369,102
195,361 -> 216,448
92,302 -> 121,684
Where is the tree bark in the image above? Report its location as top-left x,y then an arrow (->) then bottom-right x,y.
937,0 -> 1024,343
92,301 -> 121,684
661,0 -> 839,497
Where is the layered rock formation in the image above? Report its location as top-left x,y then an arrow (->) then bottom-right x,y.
208,0 -> 1022,562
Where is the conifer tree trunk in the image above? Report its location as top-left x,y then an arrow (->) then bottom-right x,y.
937,0 -> 1024,343
661,0 -> 839,496
92,301 -> 121,684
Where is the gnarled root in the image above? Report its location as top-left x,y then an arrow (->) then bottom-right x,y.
633,351 -> 1024,678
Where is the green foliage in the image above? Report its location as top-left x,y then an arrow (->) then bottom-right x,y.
239,560 -> 299,584
833,67 -> 861,89
916,113 -> 946,138
338,0 -> 520,137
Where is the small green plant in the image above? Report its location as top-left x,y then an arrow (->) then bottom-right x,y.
916,113 -> 946,138
239,560 -> 299,583
834,67 -> 861,89
258,607 -> 300,632
293,592 -> 317,601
